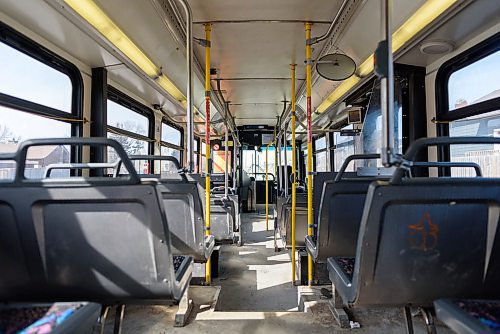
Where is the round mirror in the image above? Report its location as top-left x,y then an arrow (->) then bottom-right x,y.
316,53 -> 356,81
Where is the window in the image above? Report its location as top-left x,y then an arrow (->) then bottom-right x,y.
333,125 -> 355,171
314,136 -> 328,172
0,22 -> 83,180
437,33 -> 500,177
242,146 -> 275,180
354,79 -> 404,167
448,51 -> 500,112
160,121 -> 183,170
201,140 -> 207,173
107,87 -> 153,164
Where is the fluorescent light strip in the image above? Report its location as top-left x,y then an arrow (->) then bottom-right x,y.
316,0 -> 458,115
63,0 -> 186,103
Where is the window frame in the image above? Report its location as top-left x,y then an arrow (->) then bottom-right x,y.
0,21 -> 84,162
160,118 -> 184,164
313,135 -> 328,172
107,86 -> 155,156
436,32 -> 500,169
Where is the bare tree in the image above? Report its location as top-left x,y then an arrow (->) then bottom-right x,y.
0,124 -> 18,142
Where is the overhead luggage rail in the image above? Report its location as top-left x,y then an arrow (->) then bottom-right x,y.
0,138 -> 192,305
127,155 -> 215,263
327,136 -> 500,332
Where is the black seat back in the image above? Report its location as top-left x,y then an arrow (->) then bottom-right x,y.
128,156 -> 214,262
307,155 -> 382,262
0,138 -> 192,303
348,138 -> 500,306
350,179 -> 500,306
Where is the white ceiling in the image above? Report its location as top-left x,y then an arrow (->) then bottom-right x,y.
1,0 -> 499,130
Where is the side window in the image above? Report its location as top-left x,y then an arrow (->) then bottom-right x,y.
333,125 -> 355,171
106,87 -> 153,173
0,23 -> 82,180
314,136 -> 328,172
160,121 -> 183,173
437,35 -> 500,177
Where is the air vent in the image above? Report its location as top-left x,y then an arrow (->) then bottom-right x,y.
419,39 -> 455,55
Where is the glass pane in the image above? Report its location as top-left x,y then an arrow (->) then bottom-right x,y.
194,139 -> 199,152
160,146 -> 181,163
107,100 -> 149,136
279,146 -> 293,167
315,151 -> 328,172
107,132 -> 148,160
162,123 -> 181,146
213,151 -> 232,174
24,145 -> 71,179
449,110 -> 500,177
334,125 -> 355,171
0,42 -> 72,112
315,136 -> 327,151
0,106 -> 72,179
448,50 -> 500,111
354,80 -> 403,167
0,160 -> 16,181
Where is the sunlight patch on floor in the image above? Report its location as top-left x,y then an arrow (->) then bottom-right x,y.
247,262 -> 293,291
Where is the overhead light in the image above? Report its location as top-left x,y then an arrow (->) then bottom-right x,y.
62,0 -> 187,104
316,0 -> 458,115
157,75 -> 185,102
316,76 -> 360,114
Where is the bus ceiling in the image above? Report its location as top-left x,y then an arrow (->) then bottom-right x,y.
1,0 -> 499,130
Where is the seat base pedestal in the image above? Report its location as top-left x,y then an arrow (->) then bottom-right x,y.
328,284 -> 350,328
174,288 -> 194,327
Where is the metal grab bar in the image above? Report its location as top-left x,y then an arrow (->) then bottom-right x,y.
409,161 -> 483,177
126,155 -> 188,182
334,154 -> 380,182
44,162 -> 120,178
391,136 -> 500,183
9,138 -> 141,185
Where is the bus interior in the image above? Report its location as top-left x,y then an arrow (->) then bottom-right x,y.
0,0 -> 499,333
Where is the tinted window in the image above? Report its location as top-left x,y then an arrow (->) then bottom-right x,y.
448,50 -> 500,111
0,42 -> 72,112
107,100 -> 149,136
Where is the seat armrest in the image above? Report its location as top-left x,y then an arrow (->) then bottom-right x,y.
204,235 -> 215,260
305,235 -> 318,260
173,256 -> 193,301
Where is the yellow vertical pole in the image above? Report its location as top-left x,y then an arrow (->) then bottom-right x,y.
265,145 -> 269,231
204,23 -> 212,285
305,22 -> 314,286
290,64 -> 297,284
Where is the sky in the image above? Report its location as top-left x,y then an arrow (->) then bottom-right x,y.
448,50 -> 500,110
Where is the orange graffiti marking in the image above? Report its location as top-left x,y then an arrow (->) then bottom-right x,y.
407,212 -> 439,251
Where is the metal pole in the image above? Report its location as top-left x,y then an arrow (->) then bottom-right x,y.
224,103 -> 229,198
381,0 -> 394,167
305,22 -> 314,287
232,132 -> 237,191
308,0 -> 350,45
204,23 -> 212,285
265,146 -> 269,231
290,64 -> 297,285
277,137 -> 282,195
284,124 -> 288,197
174,0 -> 194,172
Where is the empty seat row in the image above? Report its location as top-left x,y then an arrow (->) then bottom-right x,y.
0,138 -> 195,329
323,137 -> 500,333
